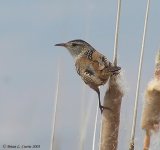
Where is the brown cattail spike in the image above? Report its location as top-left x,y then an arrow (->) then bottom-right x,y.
141,49 -> 160,150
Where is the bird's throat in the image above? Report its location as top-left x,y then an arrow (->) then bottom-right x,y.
67,48 -> 82,59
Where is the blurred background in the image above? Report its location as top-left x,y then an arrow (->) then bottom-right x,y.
0,0 -> 160,149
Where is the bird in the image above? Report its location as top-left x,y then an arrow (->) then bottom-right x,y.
55,39 -> 121,113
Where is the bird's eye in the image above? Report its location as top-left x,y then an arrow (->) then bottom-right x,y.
71,43 -> 78,47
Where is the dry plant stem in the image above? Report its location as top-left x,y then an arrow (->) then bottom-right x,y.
100,75 -> 123,150
51,69 -> 60,150
92,103 -> 99,150
79,92 -> 95,150
143,130 -> 151,150
129,1 -> 150,149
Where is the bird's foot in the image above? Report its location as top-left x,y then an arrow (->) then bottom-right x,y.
100,105 -> 111,114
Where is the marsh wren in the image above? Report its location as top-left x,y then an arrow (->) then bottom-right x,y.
55,39 -> 121,113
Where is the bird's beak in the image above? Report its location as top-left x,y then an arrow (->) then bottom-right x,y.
55,43 -> 66,47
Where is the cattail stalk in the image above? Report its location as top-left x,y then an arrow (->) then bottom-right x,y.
129,0 -> 150,149
143,129 -> 151,150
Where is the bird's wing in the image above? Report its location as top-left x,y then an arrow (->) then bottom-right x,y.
91,51 -> 121,72
82,68 -> 103,85
75,57 -> 103,86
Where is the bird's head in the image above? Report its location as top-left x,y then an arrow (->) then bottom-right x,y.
55,39 -> 94,58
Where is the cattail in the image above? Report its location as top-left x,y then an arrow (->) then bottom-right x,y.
142,50 -> 160,131
99,75 -> 124,150
141,50 -> 160,150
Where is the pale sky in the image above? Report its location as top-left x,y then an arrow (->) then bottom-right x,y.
0,0 -> 160,150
